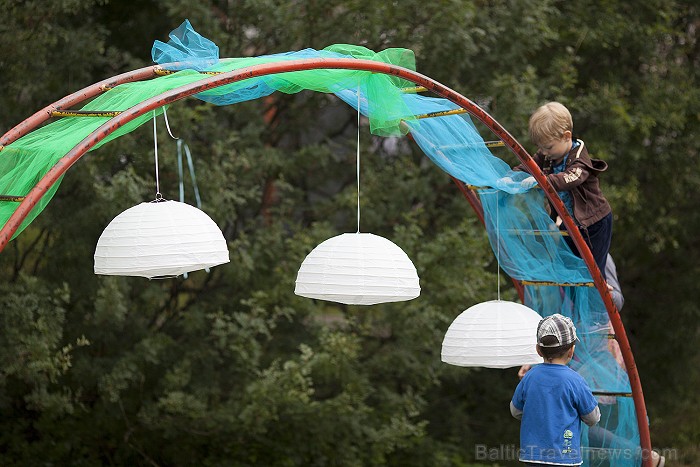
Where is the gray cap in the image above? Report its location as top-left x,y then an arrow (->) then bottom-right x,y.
537,314 -> 578,347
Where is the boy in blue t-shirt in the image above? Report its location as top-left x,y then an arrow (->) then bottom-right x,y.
510,314 -> 600,466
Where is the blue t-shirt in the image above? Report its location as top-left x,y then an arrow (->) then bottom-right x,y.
511,363 -> 598,465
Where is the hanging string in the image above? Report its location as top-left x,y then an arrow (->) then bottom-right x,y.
177,140 -> 203,208
356,86 -> 361,233
177,138 -> 208,278
496,189 -> 501,301
152,111 -> 162,200
163,107 -> 179,140
178,141 -> 187,205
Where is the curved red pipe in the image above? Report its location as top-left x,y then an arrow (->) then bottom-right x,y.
0,65 -> 160,147
0,57 -> 651,462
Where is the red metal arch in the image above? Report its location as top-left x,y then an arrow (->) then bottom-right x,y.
0,58 -> 652,464
0,65 -> 160,147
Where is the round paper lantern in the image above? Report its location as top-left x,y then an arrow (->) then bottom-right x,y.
94,200 -> 229,278
441,300 -> 543,369
295,232 -> 420,305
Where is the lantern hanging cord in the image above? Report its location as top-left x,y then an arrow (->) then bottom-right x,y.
356,86 -> 361,233
496,190 -> 501,301
152,111 -> 162,200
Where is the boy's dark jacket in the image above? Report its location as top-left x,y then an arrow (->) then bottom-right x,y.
515,139 -> 612,228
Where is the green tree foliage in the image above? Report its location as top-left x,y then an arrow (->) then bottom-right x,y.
0,0 -> 698,465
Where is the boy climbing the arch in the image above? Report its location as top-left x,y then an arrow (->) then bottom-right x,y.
510,314 -> 600,466
507,101 -> 613,279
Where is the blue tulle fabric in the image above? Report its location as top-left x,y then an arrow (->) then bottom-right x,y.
152,19 -> 220,70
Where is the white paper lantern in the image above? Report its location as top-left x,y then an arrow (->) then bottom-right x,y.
441,300 -> 543,369
94,200 -> 229,278
295,232 -> 420,305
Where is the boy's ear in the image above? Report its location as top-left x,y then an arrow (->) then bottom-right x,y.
536,344 -> 543,357
563,130 -> 572,140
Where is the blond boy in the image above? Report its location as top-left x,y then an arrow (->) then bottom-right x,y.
514,102 -> 613,278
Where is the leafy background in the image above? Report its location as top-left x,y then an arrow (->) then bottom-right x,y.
0,0 -> 697,465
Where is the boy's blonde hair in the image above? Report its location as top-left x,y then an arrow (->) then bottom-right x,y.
528,102 -> 573,147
